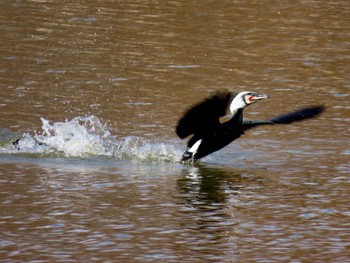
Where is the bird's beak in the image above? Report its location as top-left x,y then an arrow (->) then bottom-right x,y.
251,94 -> 269,101
247,94 -> 269,104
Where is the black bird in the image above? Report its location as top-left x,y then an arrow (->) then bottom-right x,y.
176,90 -> 324,163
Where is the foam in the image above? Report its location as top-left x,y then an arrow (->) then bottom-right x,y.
2,116 -> 182,163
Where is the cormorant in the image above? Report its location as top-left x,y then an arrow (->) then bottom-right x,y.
176,90 -> 324,163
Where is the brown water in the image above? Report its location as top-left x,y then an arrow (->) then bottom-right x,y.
1,1 -> 350,262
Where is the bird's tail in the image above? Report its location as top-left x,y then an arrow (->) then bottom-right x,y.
242,105 -> 325,130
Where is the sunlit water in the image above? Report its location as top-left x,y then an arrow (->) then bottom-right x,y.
1,1 -> 350,262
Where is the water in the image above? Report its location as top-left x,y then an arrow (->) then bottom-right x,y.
1,1 -> 350,262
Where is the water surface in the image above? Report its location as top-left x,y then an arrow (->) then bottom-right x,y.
1,1 -> 349,262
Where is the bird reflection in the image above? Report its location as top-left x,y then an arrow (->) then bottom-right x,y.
176,165 -> 244,250
177,164 -> 242,206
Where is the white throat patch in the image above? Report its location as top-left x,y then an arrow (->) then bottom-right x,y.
230,92 -> 250,113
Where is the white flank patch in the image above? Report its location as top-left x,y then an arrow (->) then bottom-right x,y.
188,139 -> 202,153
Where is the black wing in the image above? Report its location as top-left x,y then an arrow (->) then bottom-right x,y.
242,105 -> 325,131
176,90 -> 234,139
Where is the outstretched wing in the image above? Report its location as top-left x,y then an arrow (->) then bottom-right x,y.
176,90 -> 234,139
242,105 -> 325,131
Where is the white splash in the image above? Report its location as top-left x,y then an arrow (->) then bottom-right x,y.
34,116 -> 111,157
5,116 -> 182,162
114,136 -> 182,162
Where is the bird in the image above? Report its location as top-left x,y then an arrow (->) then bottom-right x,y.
176,90 -> 324,163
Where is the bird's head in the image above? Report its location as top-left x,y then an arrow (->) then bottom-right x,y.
230,91 -> 269,113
